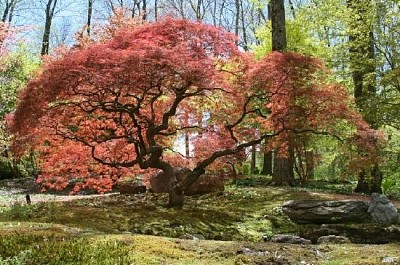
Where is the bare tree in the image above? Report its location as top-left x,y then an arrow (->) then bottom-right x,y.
101,0 -> 146,20
40,0 -> 58,55
52,16 -> 72,47
154,0 -> 158,20
87,0 -> 94,35
1,0 -> 22,23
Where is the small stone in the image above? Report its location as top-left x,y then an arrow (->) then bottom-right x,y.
317,235 -> 350,244
271,234 -> 311,245
237,247 -> 269,256
180,233 -> 205,240
382,256 -> 398,263
262,235 -> 270,242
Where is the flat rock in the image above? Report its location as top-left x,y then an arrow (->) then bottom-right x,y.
282,200 -> 370,224
317,235 -> 350,244
271,234 -> 311,245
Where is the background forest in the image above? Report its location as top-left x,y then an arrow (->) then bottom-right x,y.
0,0 -> 399,198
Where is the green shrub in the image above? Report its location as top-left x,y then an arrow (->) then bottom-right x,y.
2,202 -> 34,220
231,175 -> 270,187
0,160 -> 14,180
382,173 -> 400,199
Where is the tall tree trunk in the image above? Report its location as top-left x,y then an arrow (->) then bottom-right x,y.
7,1 -> 15,23
347,0 -> 382,194
270,0 -> 286,52
240,0 -> 248,50
211,0 -> 217,26
250,144 -> 257,174
195,0 -> 202,20
272,156 -> 295,186
155,161 -> 184,208
235,0 -> 240,39
142,0 -> 147,20
4,149 -> 20,179
2,0 -> 18,23
261,139 -> 273,175
288,0 -> 296,19
87,0 -> 94,36
270,0 -> 294,186
41,0 -> 58,56
305,150 -> 315,180
166,167 -> 184,208
154,0 -> 158,21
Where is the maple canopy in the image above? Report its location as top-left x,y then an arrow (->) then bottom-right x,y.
12,18 -> 381,206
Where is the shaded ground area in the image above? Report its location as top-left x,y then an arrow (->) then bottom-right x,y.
1,177 -> 399,207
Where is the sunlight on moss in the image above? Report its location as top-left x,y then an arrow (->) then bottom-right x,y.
0,184 -> 399,264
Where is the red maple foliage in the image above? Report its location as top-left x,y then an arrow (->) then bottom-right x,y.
11,18 -> 382,206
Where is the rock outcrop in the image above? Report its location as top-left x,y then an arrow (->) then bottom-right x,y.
282,200 -> 370,224
281,194 -> 399,244
368,193 -> 399,224
300,224 -> 400,244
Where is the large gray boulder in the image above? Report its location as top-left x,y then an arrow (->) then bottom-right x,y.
368,193 -> 399,224
282,200 -> 370,224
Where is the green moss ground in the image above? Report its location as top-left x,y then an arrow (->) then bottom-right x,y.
0,181 -> 399,264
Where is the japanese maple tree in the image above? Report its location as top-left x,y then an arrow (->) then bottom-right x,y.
12,18 -> 381,207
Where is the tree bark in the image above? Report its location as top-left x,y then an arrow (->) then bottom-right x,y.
271,147 -> 295,186
234,0 -> 240,39
305,150 -> 315,180
240,0 -> 248,50
41,0 -> 58,56
155,161 -> 184,208
261,139 -> 272,175
270,0 -> 294,186
2,0 -> 18,23
195,0 -> 202,20
250,144 -> 257,174
87,0 -> 94,36
354,166 -> 382,194
347,0 -> 382,194
154,0 -> 158,21
142,0 -> 147,21
271,0 -> 286,52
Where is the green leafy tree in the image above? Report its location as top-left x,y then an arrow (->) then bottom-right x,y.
0,28 -> 39,179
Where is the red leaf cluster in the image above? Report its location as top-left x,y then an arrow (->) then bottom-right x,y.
11,19 -> 383,193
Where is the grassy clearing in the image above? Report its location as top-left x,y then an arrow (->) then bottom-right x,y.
0,186 -> 317,241
0,179 -> 399,264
